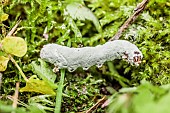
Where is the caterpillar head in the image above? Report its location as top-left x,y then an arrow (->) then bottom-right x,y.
122,51 -> 143,66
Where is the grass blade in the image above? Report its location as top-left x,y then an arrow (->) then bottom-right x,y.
54,69 -> 65,113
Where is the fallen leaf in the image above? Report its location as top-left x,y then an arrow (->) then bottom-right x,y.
31,59 -> 57,89
2,36 -> 27,57
0,56 -> 9,71
20,75 -> 56,95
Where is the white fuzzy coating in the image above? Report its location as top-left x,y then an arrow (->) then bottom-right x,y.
40,40 -> 143,72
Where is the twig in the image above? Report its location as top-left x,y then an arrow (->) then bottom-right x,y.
12,82 -> 20,113
109,0 -> 149,41
85,96 -> 107,113
7,20 -> 22,36
12,82 -> 20,109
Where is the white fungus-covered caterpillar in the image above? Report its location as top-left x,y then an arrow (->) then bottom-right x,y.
40,40 -> 143,72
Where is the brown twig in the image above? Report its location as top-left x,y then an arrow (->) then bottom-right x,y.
12,82 -> 20,111
7,19 -> 22,36
85,96 -> 107,113
109,0 -> 149,41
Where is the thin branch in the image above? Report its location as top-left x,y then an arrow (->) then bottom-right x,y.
7,19 -> 22,36
109,0 -> 149,41
85,96 -> 107,113
12,82 -> 20,109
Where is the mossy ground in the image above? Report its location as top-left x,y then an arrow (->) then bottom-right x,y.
0,0 -> 170,113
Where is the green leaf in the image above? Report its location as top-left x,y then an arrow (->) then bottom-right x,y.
66,2 -> 102,32
2,36 -> 27,57
28,95 -> 53,105
133,88 -> 170,113
20,75 -> 56,95
108,80 -> 169,113
0,56 -> 9,71
0,101 -> 26,113
67,17 -> 82,41
28,103 -> 53,113
31,59 -> 57,89
28,95 -> 54,112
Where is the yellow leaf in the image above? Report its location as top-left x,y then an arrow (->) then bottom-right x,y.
0,56 -> 9,71
0,13 -> 9,22
2,36 -> 27,57
20,75 -> 56,95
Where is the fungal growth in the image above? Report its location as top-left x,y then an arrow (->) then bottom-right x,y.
40,40 -> 143,72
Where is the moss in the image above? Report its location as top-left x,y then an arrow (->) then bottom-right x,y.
1,0 -> 170,112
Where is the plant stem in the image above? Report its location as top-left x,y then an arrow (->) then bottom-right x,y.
54,69 -> 65,113
9,55 -> 28,82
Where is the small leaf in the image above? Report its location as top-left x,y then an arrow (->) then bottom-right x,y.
28,103 -> 53,112
28,95 -> 53,105
66,2 -> 102,32
31,59 -> 57,89
0,56 -> 9,71
0,13 -> 9,22
28,95 -> 54,112
67,17 -> 82,41
2,36 -> 27,57
20,75 -> 56,95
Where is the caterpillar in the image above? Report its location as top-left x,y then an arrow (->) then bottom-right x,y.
40,40 -> 143,72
